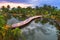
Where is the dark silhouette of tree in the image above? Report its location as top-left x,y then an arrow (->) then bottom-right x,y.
7,5 -> 10,9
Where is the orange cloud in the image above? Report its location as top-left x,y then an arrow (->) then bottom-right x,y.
0,2 -> 33,8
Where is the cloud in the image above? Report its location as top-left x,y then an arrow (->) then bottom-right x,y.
0,0 -> 29,3
29,0 -> 60,8
0,2 -> 33,8
27,0 -> 39,4
0,0 -> 60,8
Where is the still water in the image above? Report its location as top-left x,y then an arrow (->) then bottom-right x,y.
22,19 -> 58,40
7,17 -> 59,40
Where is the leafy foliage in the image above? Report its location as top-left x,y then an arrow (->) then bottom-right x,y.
0,14 -> 24,40
0,4 -> 60,40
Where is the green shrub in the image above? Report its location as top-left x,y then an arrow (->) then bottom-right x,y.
0,14 -> 25,40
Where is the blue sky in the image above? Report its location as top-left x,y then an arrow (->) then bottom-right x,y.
0,0 -> 60,8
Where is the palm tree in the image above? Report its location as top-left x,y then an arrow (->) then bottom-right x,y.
7,5 -> 10,10
16,6 -> 21,14
1,6 -> 6,14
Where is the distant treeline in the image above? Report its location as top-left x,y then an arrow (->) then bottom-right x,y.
0,4 -> 60,20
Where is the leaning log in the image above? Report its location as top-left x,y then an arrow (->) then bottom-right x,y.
11,15 -> 42,29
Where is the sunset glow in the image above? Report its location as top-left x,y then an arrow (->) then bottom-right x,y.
0,2 -> 33,8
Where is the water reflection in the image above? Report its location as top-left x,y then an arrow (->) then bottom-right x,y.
7,17 -> 59,40
22,20 -> 58,40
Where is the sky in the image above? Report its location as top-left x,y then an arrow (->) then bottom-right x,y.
0,0 -> 60,8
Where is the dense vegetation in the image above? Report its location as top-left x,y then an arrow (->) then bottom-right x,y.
0,15 -> 25,40
0,4 -> 60,20
0,4 -> 60,40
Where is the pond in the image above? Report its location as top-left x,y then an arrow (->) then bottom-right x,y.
21,18 -> 59,40
7,17 -> 59,40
